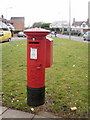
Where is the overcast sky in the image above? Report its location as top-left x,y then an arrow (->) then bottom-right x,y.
0,0 -> 89,27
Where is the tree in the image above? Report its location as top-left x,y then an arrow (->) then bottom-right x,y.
32,22 -> 43,28
40,23 -> 51,30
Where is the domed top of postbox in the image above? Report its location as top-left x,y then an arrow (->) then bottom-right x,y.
24,28 -> 50,37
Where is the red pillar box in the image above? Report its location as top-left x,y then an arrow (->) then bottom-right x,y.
24,28 -> 53,107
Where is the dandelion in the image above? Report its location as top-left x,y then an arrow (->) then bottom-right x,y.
72,65 -> 75,67
12,98 -> 15,100
68,86 -> 71,89
17,100 -> 19,102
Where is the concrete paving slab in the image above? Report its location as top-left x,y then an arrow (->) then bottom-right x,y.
0,106 -> 2,116
33,115 -> 58,120
0,116 -> 2,120
36,111 -> 59,118
33,114 -> 46,118
0,106 -> 8,115
2,109 -> 34,118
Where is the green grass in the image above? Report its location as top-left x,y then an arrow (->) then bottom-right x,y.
2,38 -> 88,118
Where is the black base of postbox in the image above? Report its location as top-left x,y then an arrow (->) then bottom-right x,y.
27,86 -> 45,107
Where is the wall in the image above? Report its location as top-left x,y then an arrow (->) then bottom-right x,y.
10,17 -> 25,31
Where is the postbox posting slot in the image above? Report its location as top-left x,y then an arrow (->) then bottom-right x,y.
29,42 -> 39,44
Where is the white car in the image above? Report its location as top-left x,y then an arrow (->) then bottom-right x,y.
51,31 -> 55,35
83,31 -> 90,41
17,32 -> 27,37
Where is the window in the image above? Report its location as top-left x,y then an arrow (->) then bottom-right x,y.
2,28 -> 9,31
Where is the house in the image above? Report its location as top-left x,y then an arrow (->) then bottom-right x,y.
0,15 -> 14,30
0,21 -> 7,28
0,15 -> 7,24
72,1 -> 90,33
10,17 -> 25,31
50,21 -> 69,33
50,21 -> 69,28
72,18 -> 90,33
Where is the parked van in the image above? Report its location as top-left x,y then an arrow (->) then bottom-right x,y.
0,28 -> 11,42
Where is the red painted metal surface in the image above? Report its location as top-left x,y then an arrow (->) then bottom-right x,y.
24,28 -> 50,88
45,37 -> 53,68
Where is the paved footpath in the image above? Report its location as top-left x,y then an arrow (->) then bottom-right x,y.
0,106 -> 60,119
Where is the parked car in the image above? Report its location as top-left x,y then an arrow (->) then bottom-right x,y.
0,28 -> 11,42
51,31 -> 55,35
17,32 -> 27,37
83,31 -> 90,41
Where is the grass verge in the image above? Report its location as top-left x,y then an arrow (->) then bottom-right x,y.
2,38 -> 88,118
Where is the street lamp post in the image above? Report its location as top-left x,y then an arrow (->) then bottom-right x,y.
69,0 -> 71,40
6,7 -> 13,20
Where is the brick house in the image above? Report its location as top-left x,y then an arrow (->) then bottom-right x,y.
10,17 -> 25,31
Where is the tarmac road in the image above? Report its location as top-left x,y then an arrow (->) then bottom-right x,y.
49,34 -> 89,43
11,37 -> 27,42
57,34 -> 83,42
10,35 -> 89,43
